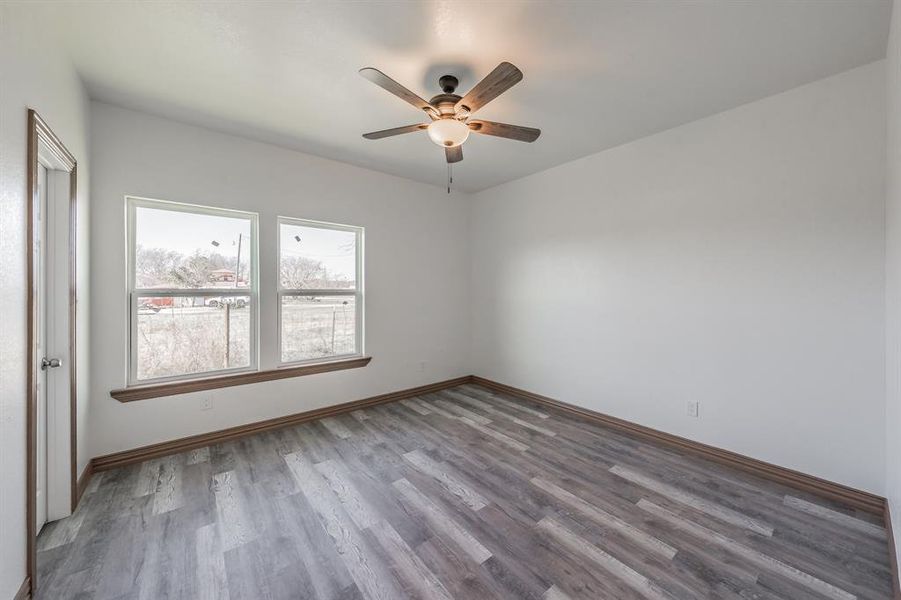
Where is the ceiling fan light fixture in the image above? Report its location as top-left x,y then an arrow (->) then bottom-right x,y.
427,118 -> 470,147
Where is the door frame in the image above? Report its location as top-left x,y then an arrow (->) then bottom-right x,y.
26,109 -> 78,596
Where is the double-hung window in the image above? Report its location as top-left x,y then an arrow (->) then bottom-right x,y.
127,197 -> 259,384
278,217 -> 363,364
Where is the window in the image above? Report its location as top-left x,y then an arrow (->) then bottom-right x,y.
278,217 -> 363,364
127,197 -> 258,384
121,199 -> 365,395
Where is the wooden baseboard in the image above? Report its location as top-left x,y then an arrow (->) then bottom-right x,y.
75,461 -> 93,506
470,376 -> 886,515
14,576 -> 31,600
91,376 -> 472,471
886,503 -> 901,600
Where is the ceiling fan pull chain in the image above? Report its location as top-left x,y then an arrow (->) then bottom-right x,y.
447,164 -> 452,194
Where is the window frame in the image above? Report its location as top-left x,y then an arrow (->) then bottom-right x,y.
276,216 -> 364,367
126,196 -> 260,386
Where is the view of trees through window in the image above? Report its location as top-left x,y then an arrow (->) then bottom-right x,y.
131,201 -> 257,382
279,219 -> 361,364
135,245 -> 252,290
128,200 -> 363,383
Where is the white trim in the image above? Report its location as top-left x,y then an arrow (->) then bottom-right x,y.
37,144 -> 71,172
276,216 -> 364,367
126,196 -> 260,386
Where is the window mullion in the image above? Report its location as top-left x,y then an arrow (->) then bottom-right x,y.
277,289 -> 357,296
134,289 -> 251,297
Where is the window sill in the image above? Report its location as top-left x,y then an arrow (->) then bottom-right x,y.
110,356 -> 372,402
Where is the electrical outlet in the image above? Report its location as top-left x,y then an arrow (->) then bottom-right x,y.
687,401 -> 699,418
200,395 -> 213,411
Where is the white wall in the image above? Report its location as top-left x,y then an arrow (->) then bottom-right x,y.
89,102 -> 471,458
471,61 -> 886,494
885,0 -> 901,566
0,4 -> 91,598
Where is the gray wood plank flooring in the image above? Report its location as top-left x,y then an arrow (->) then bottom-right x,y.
37,384 -> 894,599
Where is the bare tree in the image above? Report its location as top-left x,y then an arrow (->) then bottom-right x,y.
280,255 -> 326,289
171,251 -> 214,288
135,245 -> 182,288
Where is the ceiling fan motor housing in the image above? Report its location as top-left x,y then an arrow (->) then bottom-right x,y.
431,75 -> 466,116
429,93 -> 462,116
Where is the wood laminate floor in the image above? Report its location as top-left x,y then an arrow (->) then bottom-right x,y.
37,384 -> 893,599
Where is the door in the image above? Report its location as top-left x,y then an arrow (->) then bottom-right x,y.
35,162 -> 48,532
35,161 -> 69,533
27,108 -> 78,596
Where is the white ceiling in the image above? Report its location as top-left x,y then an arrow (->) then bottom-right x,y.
43,1 -> 890,192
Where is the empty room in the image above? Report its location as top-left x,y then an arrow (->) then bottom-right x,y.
3,1 -> 901,598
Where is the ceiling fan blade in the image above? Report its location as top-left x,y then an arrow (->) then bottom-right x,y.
468,120 -> 541,142
455,62 -> 523,115
359,68 -> 438,118
362,124 -> 428,140
445,146 -> 463,163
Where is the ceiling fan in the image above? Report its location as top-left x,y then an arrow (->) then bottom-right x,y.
359,62 -> 540,191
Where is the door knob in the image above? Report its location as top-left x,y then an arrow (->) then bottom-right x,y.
41,357 -> 61,370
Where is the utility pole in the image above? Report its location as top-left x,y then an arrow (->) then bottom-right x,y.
234,233 -> 243,287
228,233 -> 242,367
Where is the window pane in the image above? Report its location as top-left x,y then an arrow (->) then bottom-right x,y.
281,295 -> 356,362
279,222 -> 356,289
136,296 -> 251,380
135,205 -> 252,289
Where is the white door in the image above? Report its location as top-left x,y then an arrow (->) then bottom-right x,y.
35,160 -> 70,531
35,153 -> 73,531
35,162 -> 48,532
